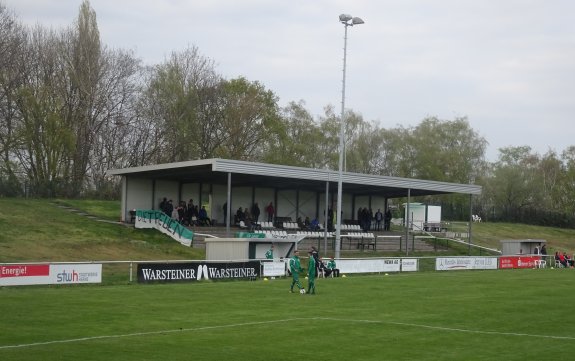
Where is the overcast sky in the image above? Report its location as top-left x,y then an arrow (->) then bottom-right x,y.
4,0 -> 575,161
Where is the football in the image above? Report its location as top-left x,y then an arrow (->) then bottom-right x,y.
300,288 -> 306,294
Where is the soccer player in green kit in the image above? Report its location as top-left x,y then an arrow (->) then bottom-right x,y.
307,250 -> 316,294
289,250 -> 304,293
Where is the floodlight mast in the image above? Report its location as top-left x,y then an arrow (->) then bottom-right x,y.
335,14 -> 364,260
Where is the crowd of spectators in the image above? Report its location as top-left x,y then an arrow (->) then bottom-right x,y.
158,198 -> 213,227
158,197 -> 397,234
555,251 -> 574,268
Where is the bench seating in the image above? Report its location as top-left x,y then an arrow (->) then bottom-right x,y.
343,232 -> 375,250
296,231 -> 334,238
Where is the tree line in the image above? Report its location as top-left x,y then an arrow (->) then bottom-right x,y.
1,1 -> 573,227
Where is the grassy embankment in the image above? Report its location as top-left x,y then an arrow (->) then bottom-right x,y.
0,198 -> 202,263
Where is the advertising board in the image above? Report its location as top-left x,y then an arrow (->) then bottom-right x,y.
0,264 -> 102,286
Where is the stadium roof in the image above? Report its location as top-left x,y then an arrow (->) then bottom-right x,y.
107,158 -> 481,198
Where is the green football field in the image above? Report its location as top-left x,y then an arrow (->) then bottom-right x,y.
1,269 -> 574,360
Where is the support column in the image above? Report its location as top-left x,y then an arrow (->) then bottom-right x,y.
324,180 -> 329,253
226,173 -> 232,237
405,189 -> 411,256
468,194 -> 473,255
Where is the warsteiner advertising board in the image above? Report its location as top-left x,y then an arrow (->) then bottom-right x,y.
137,261 -> 260,283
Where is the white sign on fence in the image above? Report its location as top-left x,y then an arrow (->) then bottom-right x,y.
401,258 -> 418,272
436,257 -> 498,271
262,261 -> 286,277
338,258 -> 401,274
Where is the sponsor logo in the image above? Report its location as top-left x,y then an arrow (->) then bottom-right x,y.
197,264 -> 209,280
56,269 -> 101,283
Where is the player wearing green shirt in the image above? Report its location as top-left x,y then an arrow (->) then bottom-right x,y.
289,250 -> 304,293
307,250 -> 316,294
265,245 -> 274,259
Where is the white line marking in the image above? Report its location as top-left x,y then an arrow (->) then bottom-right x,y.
314,317 -> 575,341
0,318 -> 307,350
2,316 -> 573,350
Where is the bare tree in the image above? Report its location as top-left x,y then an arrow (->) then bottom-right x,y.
12,26 -> 74,196
0,3 -> 27,194
58,0 -> 103,196
141,46 -> 222,163
86,48 -> 142,196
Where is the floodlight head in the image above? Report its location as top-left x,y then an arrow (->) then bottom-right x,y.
352,17 -> 365,25
339,14 -> 352,22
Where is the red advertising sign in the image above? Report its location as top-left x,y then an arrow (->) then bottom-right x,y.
499,256 -> 538,269
0,264 -> 50,278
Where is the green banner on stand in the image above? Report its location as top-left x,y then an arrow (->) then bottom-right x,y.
135,210 -> 194,246
235,232 -> 265,238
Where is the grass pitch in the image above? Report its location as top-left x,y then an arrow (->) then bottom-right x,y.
1,269 -> 574,360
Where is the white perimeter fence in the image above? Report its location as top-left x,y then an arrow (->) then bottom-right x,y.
0,254 -> 561,287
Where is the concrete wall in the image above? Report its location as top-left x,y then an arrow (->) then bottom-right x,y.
124,178 -> 154,220
155,180 -> 179,209
276,189 -> 296,220
181,183 -> 200,208
297,190 -> 316,221
231,186 -> 253,222
205,239 -> 249,261
254,188 -> 274,222
211,184 -> 228,223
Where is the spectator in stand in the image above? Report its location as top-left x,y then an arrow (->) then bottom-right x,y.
375,209 -> 383,231
310,218 -> 320,231
297,216 -> 304,230
384,207 -> 392,231
557,252 -> 568,268
159,197 -> 168,215
178,201 -> 187,224
541,244 -> 548,256
251,203 -> 261,223
244,207 -> 254,231
360,208 -> 370,232
170,201 -> 179,220
327,207 -> 334,232
187,199 -> 195,224
165,200 -> 174,218
189,205 -> 199,226
563,252 -> 574,268
265,202 -> 275,222
235,207 -> 245,224
199,205 -> 212,226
